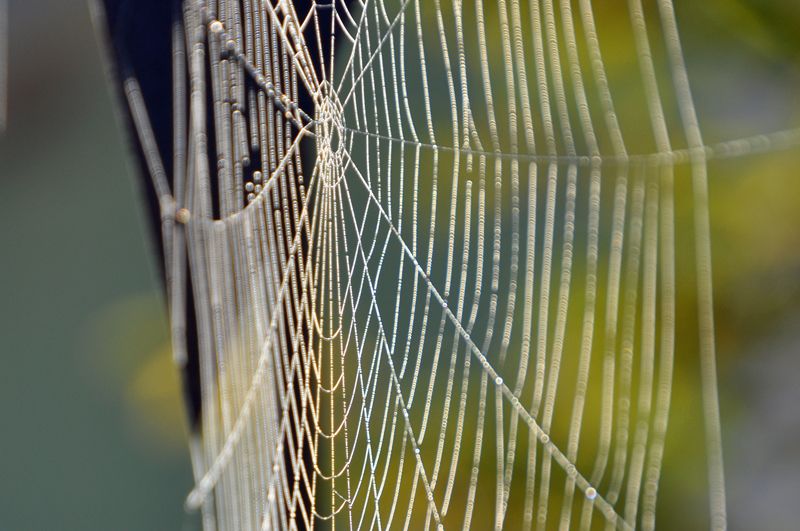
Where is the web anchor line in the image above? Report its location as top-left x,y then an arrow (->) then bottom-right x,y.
342,125 -> 800,168
205,17 -> 317,136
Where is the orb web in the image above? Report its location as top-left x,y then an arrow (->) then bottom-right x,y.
113,0 -> 800,529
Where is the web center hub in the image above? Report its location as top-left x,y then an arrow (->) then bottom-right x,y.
315,84 -> 346,186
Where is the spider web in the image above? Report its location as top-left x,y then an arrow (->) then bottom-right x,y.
123,0 -> 800,530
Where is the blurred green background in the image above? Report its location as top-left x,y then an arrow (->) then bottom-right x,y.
0,0 -> 798,530
0,1 -> 196,529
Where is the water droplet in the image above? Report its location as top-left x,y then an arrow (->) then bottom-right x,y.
585,487 -> 597,500
176,208 -> 190,224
